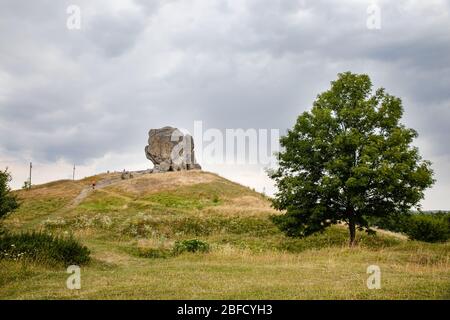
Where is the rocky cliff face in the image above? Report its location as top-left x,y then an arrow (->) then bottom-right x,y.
145,126 -> 201,172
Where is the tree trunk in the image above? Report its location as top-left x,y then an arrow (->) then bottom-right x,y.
349,217 -> 356,247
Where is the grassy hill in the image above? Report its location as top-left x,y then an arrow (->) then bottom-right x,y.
1,170 -> 449,299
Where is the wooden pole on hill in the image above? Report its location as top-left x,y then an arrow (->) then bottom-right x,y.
29,162 -> 32,190
73,165 -> 76,181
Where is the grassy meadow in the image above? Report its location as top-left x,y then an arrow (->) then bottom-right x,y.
1,170 -> 449,299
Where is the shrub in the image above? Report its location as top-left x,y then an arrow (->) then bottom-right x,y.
368,214 -> 411,234
173,239 -> 210,254
405,215 -> 449,243
0,169 -> 20,221
0,231 -> 90,265
369,212 -> 450,243
22,181 -> 31,190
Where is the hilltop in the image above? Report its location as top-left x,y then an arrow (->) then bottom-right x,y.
1,170 -> 449,299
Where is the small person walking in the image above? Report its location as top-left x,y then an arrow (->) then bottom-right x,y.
92,179 -> 96,190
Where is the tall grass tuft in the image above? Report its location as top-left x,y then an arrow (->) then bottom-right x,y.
0,231 -> 90,265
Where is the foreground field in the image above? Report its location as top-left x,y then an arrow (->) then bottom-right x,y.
1,171 -> 449,299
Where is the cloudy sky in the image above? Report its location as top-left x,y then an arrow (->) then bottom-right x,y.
0,0 -> 449,209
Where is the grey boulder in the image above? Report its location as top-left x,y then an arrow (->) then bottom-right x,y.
145,126 -> 201,172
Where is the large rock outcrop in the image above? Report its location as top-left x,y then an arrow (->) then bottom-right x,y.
145,126 -> 201,172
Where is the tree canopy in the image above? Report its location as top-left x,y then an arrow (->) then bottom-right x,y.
0,168 -> 19,223
270,72 -> 434,246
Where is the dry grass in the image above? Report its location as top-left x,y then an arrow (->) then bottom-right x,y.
1,244 -> 448,300
112,170 -> 219,195
1,170 -> 449,300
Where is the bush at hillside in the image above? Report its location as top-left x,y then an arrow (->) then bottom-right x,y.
369,212 -> 450,243
173,239 -> 210,254
0,169 -> 20,223
368,214 -> 410,234
405,214 -> 449,243
0,232 -> 90,265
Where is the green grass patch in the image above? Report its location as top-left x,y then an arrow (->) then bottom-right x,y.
121,215 -> 278,238
78,192 -> 129,213
143,190 -> 223,210
136,247 -> 173,259
212,225 -> 401,253
144,193 -> 212,209
14,197 -> 67,217
141,181 -> 253,210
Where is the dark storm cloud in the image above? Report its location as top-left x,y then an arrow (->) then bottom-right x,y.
0,0 -> 449,169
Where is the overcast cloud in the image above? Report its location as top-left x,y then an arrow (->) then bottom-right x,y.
0,0 -> 449,209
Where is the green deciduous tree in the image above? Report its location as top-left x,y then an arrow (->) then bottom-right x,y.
270,72 -> 434,246
0,168 -> 20,223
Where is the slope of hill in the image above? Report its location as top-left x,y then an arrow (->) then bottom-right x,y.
1,170 -> 449,299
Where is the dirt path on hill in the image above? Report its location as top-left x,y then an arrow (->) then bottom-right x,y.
69,176 -> 123,207
69,171 -> 151,207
